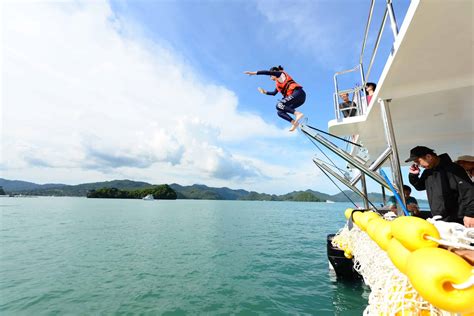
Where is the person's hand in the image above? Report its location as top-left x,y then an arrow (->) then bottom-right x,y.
463,216 -> 474,228
407,204 -> 420,215
244,71 -> 256,76
409,164 -> 420,175
258,87 -> 266,94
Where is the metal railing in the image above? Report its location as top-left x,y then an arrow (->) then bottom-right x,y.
302,97 -> 407,214
333,64 -> 367,121
333,0 -> 399,121
316,0 -> 405,211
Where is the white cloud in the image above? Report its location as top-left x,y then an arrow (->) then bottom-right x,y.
0,1 -> 295,188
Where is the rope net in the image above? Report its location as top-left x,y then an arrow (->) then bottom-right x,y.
332,224 -> 451,316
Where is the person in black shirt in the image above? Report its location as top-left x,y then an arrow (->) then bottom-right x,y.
339,92 -> 357,118
406,146 -> 474,227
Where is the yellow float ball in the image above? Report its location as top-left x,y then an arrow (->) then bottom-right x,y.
372,220 -> 393,250
344,250 -> 353,259
358,212 -> 380,231
406,248 -> 474,313
395,309 -> 431,316
387,238 -> 411,274
391,216 -> 440,251
344,208 -> 354,220
366,217 -> 385,240
352,211 -> 363,228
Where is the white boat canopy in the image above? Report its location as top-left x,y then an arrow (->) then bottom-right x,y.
328,0 -> 473,165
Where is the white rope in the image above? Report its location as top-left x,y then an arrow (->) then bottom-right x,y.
426,216 -> 474,250
425,235 -> 474,251
451,272 -> 474,290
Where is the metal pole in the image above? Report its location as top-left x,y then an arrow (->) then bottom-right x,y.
334,75 -> 340,121
361,173 -> 369,209
359,63 -> 366,115
301,126 -> 390,189
365,9 -> 388,83
379,98 -> 406,215
350,147 -> 392,186
382,186 -> 387,205
313,158 -> 367,199
386,0 -> 399,39
360,0 -> 376,65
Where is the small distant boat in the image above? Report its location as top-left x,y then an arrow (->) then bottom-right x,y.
142,194 -> 154,200
326,200 -> 335,203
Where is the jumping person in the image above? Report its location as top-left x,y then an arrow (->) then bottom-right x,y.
244,66 -> 305,132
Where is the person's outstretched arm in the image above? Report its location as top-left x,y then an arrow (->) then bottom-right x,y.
258,87 -> 278,95
244,70 -> 283,77
244,71 -> 279,96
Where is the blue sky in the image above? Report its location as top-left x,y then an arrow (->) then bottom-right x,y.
3,0 -> 424,198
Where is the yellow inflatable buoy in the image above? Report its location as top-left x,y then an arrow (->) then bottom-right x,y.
387,238 -> 411,274
352,211 -> 364,228
395,309 -> 431,316
372,220 -> 393,250
366,217 -> 385,240
391,216 -> 440,251
358,212 -> 380,231
344,208 -> 354,220
406,248 -> 474,313
344,250 -> 353,259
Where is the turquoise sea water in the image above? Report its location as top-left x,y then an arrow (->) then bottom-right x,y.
0,197 -> 368,315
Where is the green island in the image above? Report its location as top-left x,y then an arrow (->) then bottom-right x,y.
86,185 -> 177,200
0,178 -> 427,203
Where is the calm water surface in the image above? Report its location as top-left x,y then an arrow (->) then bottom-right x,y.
0,197 -> 368,315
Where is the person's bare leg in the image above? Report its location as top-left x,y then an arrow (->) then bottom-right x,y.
294,111 -> 304,124
289,120 -> 299,132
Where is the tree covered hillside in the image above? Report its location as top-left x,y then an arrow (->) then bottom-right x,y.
87,185 -> 177,200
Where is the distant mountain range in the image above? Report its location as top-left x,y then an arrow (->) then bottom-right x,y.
0,178 -> 422,203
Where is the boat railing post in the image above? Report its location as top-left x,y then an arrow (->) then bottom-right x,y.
359,63 -> 367,115
365,9 -> 388,84
300,126 -> 390,190
386,0 -> 399,39
381,186 -> 387,206
350,146 -> 392,186
313,158 -> 367,200
379,98 -> 406,215
361,173 -> 369,209
334,93 -> 340,121
356,87 -> 362,116
360,0 -> 376,66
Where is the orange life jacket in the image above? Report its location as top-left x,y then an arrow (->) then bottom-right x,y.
275,71 -> 302,97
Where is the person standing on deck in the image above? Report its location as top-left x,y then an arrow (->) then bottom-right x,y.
406,146 -> 474,227
244,66 -> 305,132
339,92 -> 357,118
455,155 -> 474,182
365,82 -> 376,105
